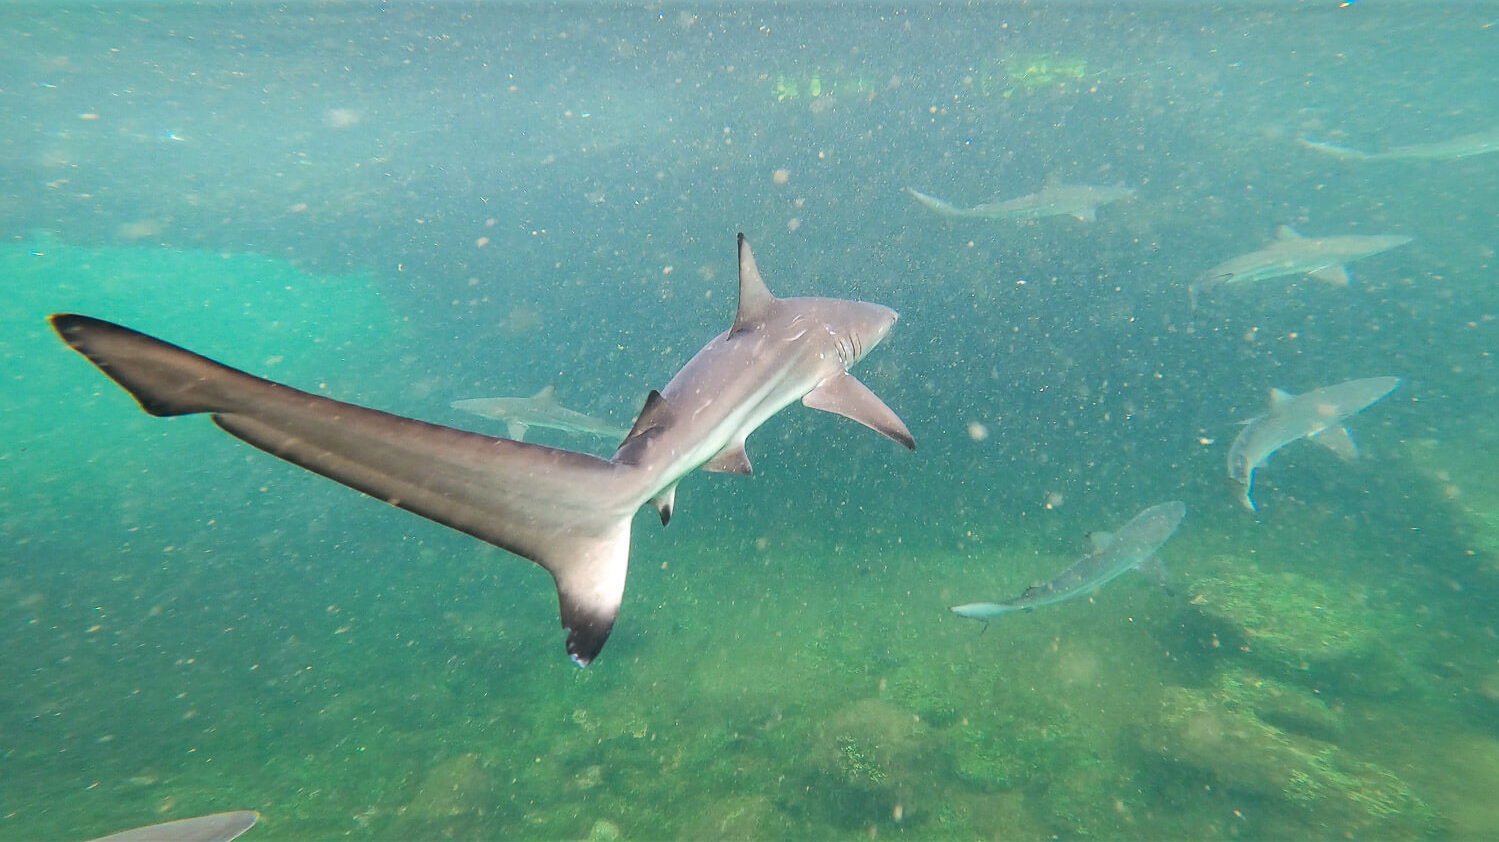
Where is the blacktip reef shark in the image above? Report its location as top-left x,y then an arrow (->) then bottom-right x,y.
905,181 -> 1133,223
951,501 -> 1186,621
85,810 -> 258,842
1197,225 -> 1412,293
49,234 -> 914,667
452,385 -> 630,444
1227,376 -> 1400,511
1299,126 -> 1499,161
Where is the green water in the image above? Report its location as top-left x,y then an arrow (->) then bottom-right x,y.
4,2 -> 1499,839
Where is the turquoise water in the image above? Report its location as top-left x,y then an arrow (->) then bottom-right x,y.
4,2 -> 1498,838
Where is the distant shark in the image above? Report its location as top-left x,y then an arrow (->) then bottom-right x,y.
452,385 -> 630,444
1227,376 -> 1400,511
49,234 -> 913,667
86,811 -> 259,842
1198,225 -> 1412,292
1299,126 -> 1499,162
951,501 -> 1185,621
905,181 -> 1133,223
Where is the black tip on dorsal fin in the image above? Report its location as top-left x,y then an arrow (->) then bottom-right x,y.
733,233 -> 776,333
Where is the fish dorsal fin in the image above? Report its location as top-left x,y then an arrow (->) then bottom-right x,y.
1310,425 -> 1359,461
1088,531 -> 1115,553
532,385 -> 559,404
1275,225 -> 1302,240
613,390 -> 672,465
733,233 -> 777,334
1269,387 -> 1295,408
802,372 -> 916,450
703,441 -> 753,475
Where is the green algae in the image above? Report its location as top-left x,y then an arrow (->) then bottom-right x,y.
1189,567 -> 1380,666
1143,677 -> 1442,838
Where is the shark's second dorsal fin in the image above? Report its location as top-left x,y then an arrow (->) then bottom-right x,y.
733,233 -> 776,334
614,390 -> 672,465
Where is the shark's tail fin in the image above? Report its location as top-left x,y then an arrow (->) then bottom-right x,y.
50,314 -> 634,666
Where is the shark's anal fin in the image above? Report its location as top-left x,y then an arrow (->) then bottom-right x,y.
803,372 -> 915,450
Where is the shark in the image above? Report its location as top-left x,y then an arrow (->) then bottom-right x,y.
951,501 -> 1186,621
49,234 -> 914,667
905,181 -> 1133,223
86,811 -> 259,842
1227,376 -> 1400,511
1299,126 -> 1499,162
452,385 -> 630,444
1198,225 -> 1412,292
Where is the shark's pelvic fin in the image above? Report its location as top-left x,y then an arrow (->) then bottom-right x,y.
702,441 -> 753,475
614,390 -> 673,465
802,372 -> 916,450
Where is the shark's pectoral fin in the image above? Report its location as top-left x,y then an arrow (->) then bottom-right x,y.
803,372 -> 915,450
1309,264 -> 1351,286
1072,206 -> 1097,222
1310,424 -> 1359,461
703,442 -> 753,475
506,421 -> 529,441
544,522 -> 633,668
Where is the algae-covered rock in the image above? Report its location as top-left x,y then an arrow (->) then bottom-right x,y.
1143,682 -> 1441,837
1189,567 -> 1379,667
806,699 -> 932,829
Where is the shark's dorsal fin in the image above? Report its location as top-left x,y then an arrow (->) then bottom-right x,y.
1088,531 -> 1115,553
703,441 -> 753,475
1275,225 -> 1302,240
614,390 -> 672,465
802,372 -> 916,450
733,233 -> 777,334
1269,387 -> 1295,408
533,385 -> 559,404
